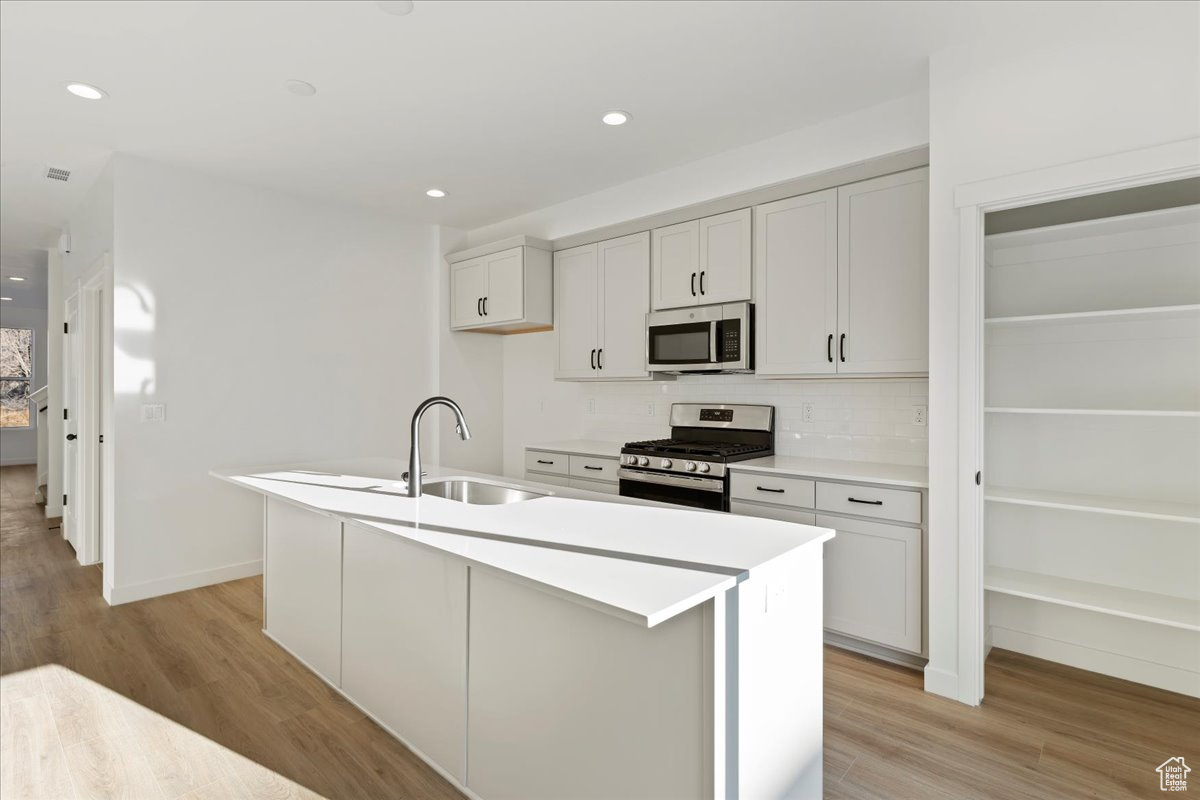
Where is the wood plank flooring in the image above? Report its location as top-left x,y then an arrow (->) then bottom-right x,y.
1,464 -> 1196,799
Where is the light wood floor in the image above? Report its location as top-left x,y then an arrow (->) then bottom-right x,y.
1,465 -> 1195,799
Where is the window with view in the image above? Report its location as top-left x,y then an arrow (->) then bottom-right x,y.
1,327 -> 34,428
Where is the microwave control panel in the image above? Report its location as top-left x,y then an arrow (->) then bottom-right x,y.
721,326 -> 741,362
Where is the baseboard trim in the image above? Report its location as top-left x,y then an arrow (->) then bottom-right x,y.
825,631 -> 926,671
0,457 -> 36,466
107,559 -> 263,606
991,626 -> 1200,699
923,664 -> 962,701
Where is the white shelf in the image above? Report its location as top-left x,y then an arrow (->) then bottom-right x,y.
984,304 -> 1200,328
985,407 -> 1200,418
985,486 -> 1200,524
985,567 -> 1200,632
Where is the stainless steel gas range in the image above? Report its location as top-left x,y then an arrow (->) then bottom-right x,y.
618,403 -> 774,512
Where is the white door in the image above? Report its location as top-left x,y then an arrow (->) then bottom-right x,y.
698,208 -> 752,304
62,296 -> 80,552
598,232 -> 650,378
837,168 -> 930,374
818,514 -> 923,654
483,247 -> 524,323
450,258 -> 487,329
754,190 -> 838,375
553,244 -> 600,379
651,220 -> 699,310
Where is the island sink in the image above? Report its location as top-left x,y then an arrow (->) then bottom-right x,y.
422,477 -> 547,505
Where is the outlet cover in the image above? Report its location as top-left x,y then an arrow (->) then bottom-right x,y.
646,402 -> 655,416
586,399 -> 596,414
913,405 -> 927,426
802,403 -> 816,423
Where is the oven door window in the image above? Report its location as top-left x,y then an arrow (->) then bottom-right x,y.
648,322 -> 713,365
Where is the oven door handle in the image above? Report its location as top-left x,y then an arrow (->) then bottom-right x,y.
618,468 -> 725,493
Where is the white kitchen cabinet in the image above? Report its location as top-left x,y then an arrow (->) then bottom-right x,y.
753,190 -> 838,375
836,168 -> 929,374
818,514 -> 923,654
448,241 -> 553,333
341,523 -> 469,782
651,209 -> 752,310
555,232 -> 650,380
264,498 -> 342,684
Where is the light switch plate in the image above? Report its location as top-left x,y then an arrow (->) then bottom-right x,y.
140,403 -> 165,423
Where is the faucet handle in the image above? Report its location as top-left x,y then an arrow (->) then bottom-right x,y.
401,470 -> 428,482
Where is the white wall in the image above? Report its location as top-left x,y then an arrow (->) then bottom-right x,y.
105,155 -> 439,602
478,93 -> 932,478
46,249 -> 64,517
63,161 -> 114,284
0,304 -> 48,465
925,1 -> 1200,703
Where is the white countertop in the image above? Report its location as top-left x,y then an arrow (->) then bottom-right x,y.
729,456 -> 928,489
525,439 -> 623,458
212,458 -> 832,628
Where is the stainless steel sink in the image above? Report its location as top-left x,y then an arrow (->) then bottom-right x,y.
421,478 -> 547,505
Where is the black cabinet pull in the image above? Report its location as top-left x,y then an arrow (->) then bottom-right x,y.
691,272 -> 697,296
483,296 -> 488,316
756,486 -> 785,493
699,271 -> 706,295
66,433 -> 77,441
839,333 -> 846,363
584,465 -> 603,471
827,334 -> 833,363
597,348 -> 603,369
848,497 -> 883,505
590,348 -> 597,370
477,298 -> 482,317
536,459 -> 555,465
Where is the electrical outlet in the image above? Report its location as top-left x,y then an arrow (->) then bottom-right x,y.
586,399 -> 596,414
913,405 -> 927,426
802,402 -> 816,423
646,402 -> 655,416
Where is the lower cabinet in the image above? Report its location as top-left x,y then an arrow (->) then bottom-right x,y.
264,499 -> 343,684
341,523 -> 469,782
817,514 -> 922,654
526,448 -> 620,495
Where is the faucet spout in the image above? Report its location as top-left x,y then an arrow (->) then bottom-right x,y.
407,396 -> 471,498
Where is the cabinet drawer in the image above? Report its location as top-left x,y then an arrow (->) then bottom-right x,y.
730,472 -> 815,509
568,477 -> 620,495
525,450 -> 569,476
730,501 -> 816,526
818,514 -> 922,654
527,472 -> 570,488
568,455 -> 619,483
815,482 -> 921,524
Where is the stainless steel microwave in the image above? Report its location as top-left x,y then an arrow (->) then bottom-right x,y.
646,302 -> 753,374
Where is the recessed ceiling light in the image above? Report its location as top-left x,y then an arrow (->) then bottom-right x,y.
601,110 -> 631,126
65,82 -> 107,100
377,1 -> 415,15
426,188 -> 446,198
8,276 -> 26,282
284,79 -> 317,97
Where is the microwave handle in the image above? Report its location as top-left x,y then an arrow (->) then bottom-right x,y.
710,321 -> 718,363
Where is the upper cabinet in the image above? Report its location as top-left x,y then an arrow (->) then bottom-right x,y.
448,239 -> 553,333
754,168 -> 929,377
651,208 -> 751,310
555,232 -> 651,381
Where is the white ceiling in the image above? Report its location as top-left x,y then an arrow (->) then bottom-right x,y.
1,0 -> 1044,257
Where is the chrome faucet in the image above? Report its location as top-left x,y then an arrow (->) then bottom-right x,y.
407,396 -> 472,498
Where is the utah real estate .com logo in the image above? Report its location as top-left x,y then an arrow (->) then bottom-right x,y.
1158,757 -> 1190,792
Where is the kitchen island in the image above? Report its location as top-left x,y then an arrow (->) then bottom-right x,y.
212,457 -> 833,800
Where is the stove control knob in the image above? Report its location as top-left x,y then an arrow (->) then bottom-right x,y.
698,463 -> 711,473
625,455 -> 637,465
638,456 -> 650,467
661,459 -> 673,469
685,461 -> 697,472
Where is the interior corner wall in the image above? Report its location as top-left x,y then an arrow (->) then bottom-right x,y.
436,226 -> 504,475
105,155 -> 438,603
0,304 -> 49,465
925,1 -> 1200,703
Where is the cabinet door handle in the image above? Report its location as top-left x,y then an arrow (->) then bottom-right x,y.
483,296 -> 488,316
477,298 -> 482,317
691,272 -> 697,297
699,271 -> 706,295
590,348 -> 597,370
756,486 -> 785,493
66,433 -> 78,441
584,465 -> 603,471
827,333 -> 833,363
597,348 -> 603,369
536,459 -> 555,465
839,333 -> 846,363
848,497 -> 883,506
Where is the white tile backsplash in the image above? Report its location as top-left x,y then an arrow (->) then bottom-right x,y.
579,375 -> 929,466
